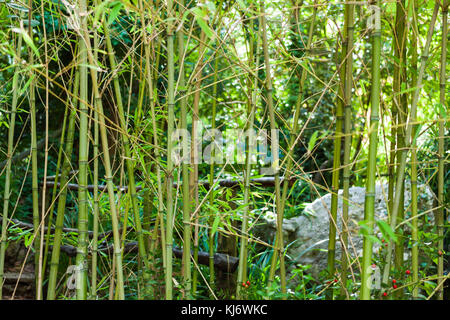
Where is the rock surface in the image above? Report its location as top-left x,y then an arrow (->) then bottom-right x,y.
2,240 -> 35,299
253,183 -> 435,279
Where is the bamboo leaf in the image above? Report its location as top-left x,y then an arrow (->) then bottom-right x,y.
192,8 -> 214,39
307,131 -> 319,152
19,74 -> 35,96
11,27 -> 39,58
377,220 -> 398,243
435,103 -> 446,118
22,19 -> 40,27
6,2 -> 29,12
394,85 -> 421,96
108,2 -> 123,26
211,214 -> 220,235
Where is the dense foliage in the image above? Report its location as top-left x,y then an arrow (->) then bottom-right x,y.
0,0 -> 448,300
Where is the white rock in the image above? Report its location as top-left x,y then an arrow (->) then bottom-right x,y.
255,182 -> 435,279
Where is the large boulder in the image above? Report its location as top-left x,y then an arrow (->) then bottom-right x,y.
253,182 -> 435,279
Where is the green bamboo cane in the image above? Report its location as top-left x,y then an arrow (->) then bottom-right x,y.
138,0 -> 167,272
261,0 -> 285,295
73,1 -> 128,299
90,9 -> 100,297
409,0 -> 420,299
29,43 -> 41,300
41,72 -> 72,279
90,99 -> 100,299
360,0 -> 381,300
177,0 -> 192,298
136,51 -> 152,258
381,2 -> 440,288
280,1 -> 317,234
37,0 -> 51,299
237,12 -> 261,298
436,0 -> 447,301
340,1 -> 354,298
0,32 -> 23,300
392,2 -> 407,298
208,56 -> 219,289
102,19 -> 151,297
76,0 -> 90,299
41,48 -> 79,279
83,33 -> 126,303
277,8 -> 317,290
191,20 -> 207,296
204,5 -> 225,289
190,43 -> 206,298
165,0 -> 176,300
327,3 -> 346,298
145,59 -> 167,268
46,70 -> 80,300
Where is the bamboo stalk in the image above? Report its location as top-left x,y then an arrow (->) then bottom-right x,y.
208,55 -> 219,291
75,0 -> 90,299
327,1 -> 345,298
410,60 -> 419,299
392,2 -> 407,299
261,0 -> 285,295
237,9 -> 261,298
29,37 -> 40,300
280,1 -> 316,234
191,19 -> 207,297
41,67 -> 73,279
0,32 -> 23,300
165,0 -> 176,300
90,6 -> 100,297
102,18 -> 151,297
360,0 -> 381,300
340,0 -> 354,298
139,0 -> 167,273
37,0 -> 51,300
80,4 -> 127,300
409,0 -> 420,299
381,2 -> 440,288
47,70 -> 80,300
177,0 -> 192,298
436,0 -> 447,301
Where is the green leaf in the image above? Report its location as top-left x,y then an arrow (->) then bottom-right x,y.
394,85 -> 421,97
6,2 -> 29,12
367,235 -> 382,245
24,234 -> 32,248
19,74 -> 34,96
108,2 -> 123,26
192,8 -> 214,39
11,27 -> 39,58
226,188 -> 232,201
435,103 -> 446,118
211,214 -> 220,235
22,19 -> 40,27
93,1 -> 111,26
411,124 -> 423,145
307,131 -> 319,152
377,220 -> 398,243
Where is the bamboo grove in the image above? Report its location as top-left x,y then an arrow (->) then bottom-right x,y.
0,0 -> 448,300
